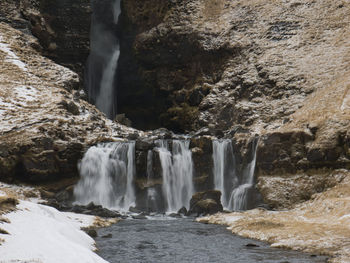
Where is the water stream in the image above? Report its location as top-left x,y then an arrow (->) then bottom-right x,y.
95,218 -> 327,263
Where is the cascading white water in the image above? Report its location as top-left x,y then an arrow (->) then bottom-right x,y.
228,138 -> 258,211
212,140 -> 237,209
156,140 -> 194,212
146,150 -> 158,211
96,49 -> 120,118
86,0 -> 121,119
212,138 -> 258,211
74,141 -> 136,211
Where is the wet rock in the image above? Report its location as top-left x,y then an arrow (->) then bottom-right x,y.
66,101 -> 80,115
0,196 -> 19,213
86,229 -> 97,238
102,233 -> 112,238
55,190 -> 72,203
86,202 -> 101,210
127,132 -> 139,140
90,207 -> 121,218
115,114 -> 132,127
188,190 -> 223,216
177,206 -> 188,215
132,214 -> 148,220
307,148 -> 324,162
129,207 -> 142,214
169,213 -> 182,218
39,189 -> 55,199
245,243 -> 259,247
135,138 -> 154,151
0,228 -> 9,235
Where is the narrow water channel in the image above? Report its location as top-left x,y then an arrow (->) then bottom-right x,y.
95,218 -> 328,263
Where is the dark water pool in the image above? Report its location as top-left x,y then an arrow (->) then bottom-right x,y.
95,218 -> 328,263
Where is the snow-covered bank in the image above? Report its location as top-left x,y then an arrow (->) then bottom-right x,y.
197,170 -> 350,263
0,186 -> 108,263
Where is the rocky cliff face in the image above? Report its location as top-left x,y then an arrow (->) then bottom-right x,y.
0,0 -> 349,210
119,0 -> 350,208
0,19 -> 141,185
0,0 -> 91,77
119,0 -> 349,134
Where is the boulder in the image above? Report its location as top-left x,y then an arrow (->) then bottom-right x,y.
188,190 -> 223,216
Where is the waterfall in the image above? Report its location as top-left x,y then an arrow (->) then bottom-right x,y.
212,138 -> 259,211
212,140 -> 237,209
74,141 -> 135,211
156,140 -> 194,212
95,49 -> 120,118
228,138 -> 258,211
85,0 -> 121,119
146,150 -> 159,212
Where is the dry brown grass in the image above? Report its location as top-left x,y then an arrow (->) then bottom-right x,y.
199,171 -> 350,262
0,196 -> 18,215
284,72 -> 350,130
202,0 -> 225,18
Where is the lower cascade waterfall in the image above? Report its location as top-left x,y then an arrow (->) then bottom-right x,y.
74,141 -> 136,211
74,139 -> 194,213
145,149 -> 160,212
213,138 -> 259,211
212,140 -> 236,209
74,138 -> 258,213
156,140 -> 194,212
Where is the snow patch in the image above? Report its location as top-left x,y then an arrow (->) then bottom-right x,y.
0,201 -> 107,263
13,86 -> 38,103
340,214 -> 350,220
223,215 -> 243,224
0,35 -> 27,71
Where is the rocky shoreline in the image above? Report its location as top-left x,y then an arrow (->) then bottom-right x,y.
198,169 -> 350,263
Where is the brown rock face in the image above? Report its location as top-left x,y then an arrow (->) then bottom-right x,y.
188,190 -> 223,216
118,0 -> 350,208
0,0 -> 91,77
0,21 -> 140,184
118,0 -> 350,134
23,0 -> 91,76
1,0 -> 349,212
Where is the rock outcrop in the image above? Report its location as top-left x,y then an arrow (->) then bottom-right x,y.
188,190 -> 223,216
0,21 -> 139,185
118,0 -> 350,208
0,0 -> 91,76
119,0 -> 350,133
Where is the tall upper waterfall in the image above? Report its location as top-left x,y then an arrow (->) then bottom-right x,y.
213,138 -> 259,211
156,140 -> 194,212
85,0 -> 121,119
74,142 -> 136,211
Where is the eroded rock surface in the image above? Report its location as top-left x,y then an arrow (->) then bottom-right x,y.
117,0 -> 350,209
119,0 -> 350,133
0,22 -> 140,184
0,0 -> 91,76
